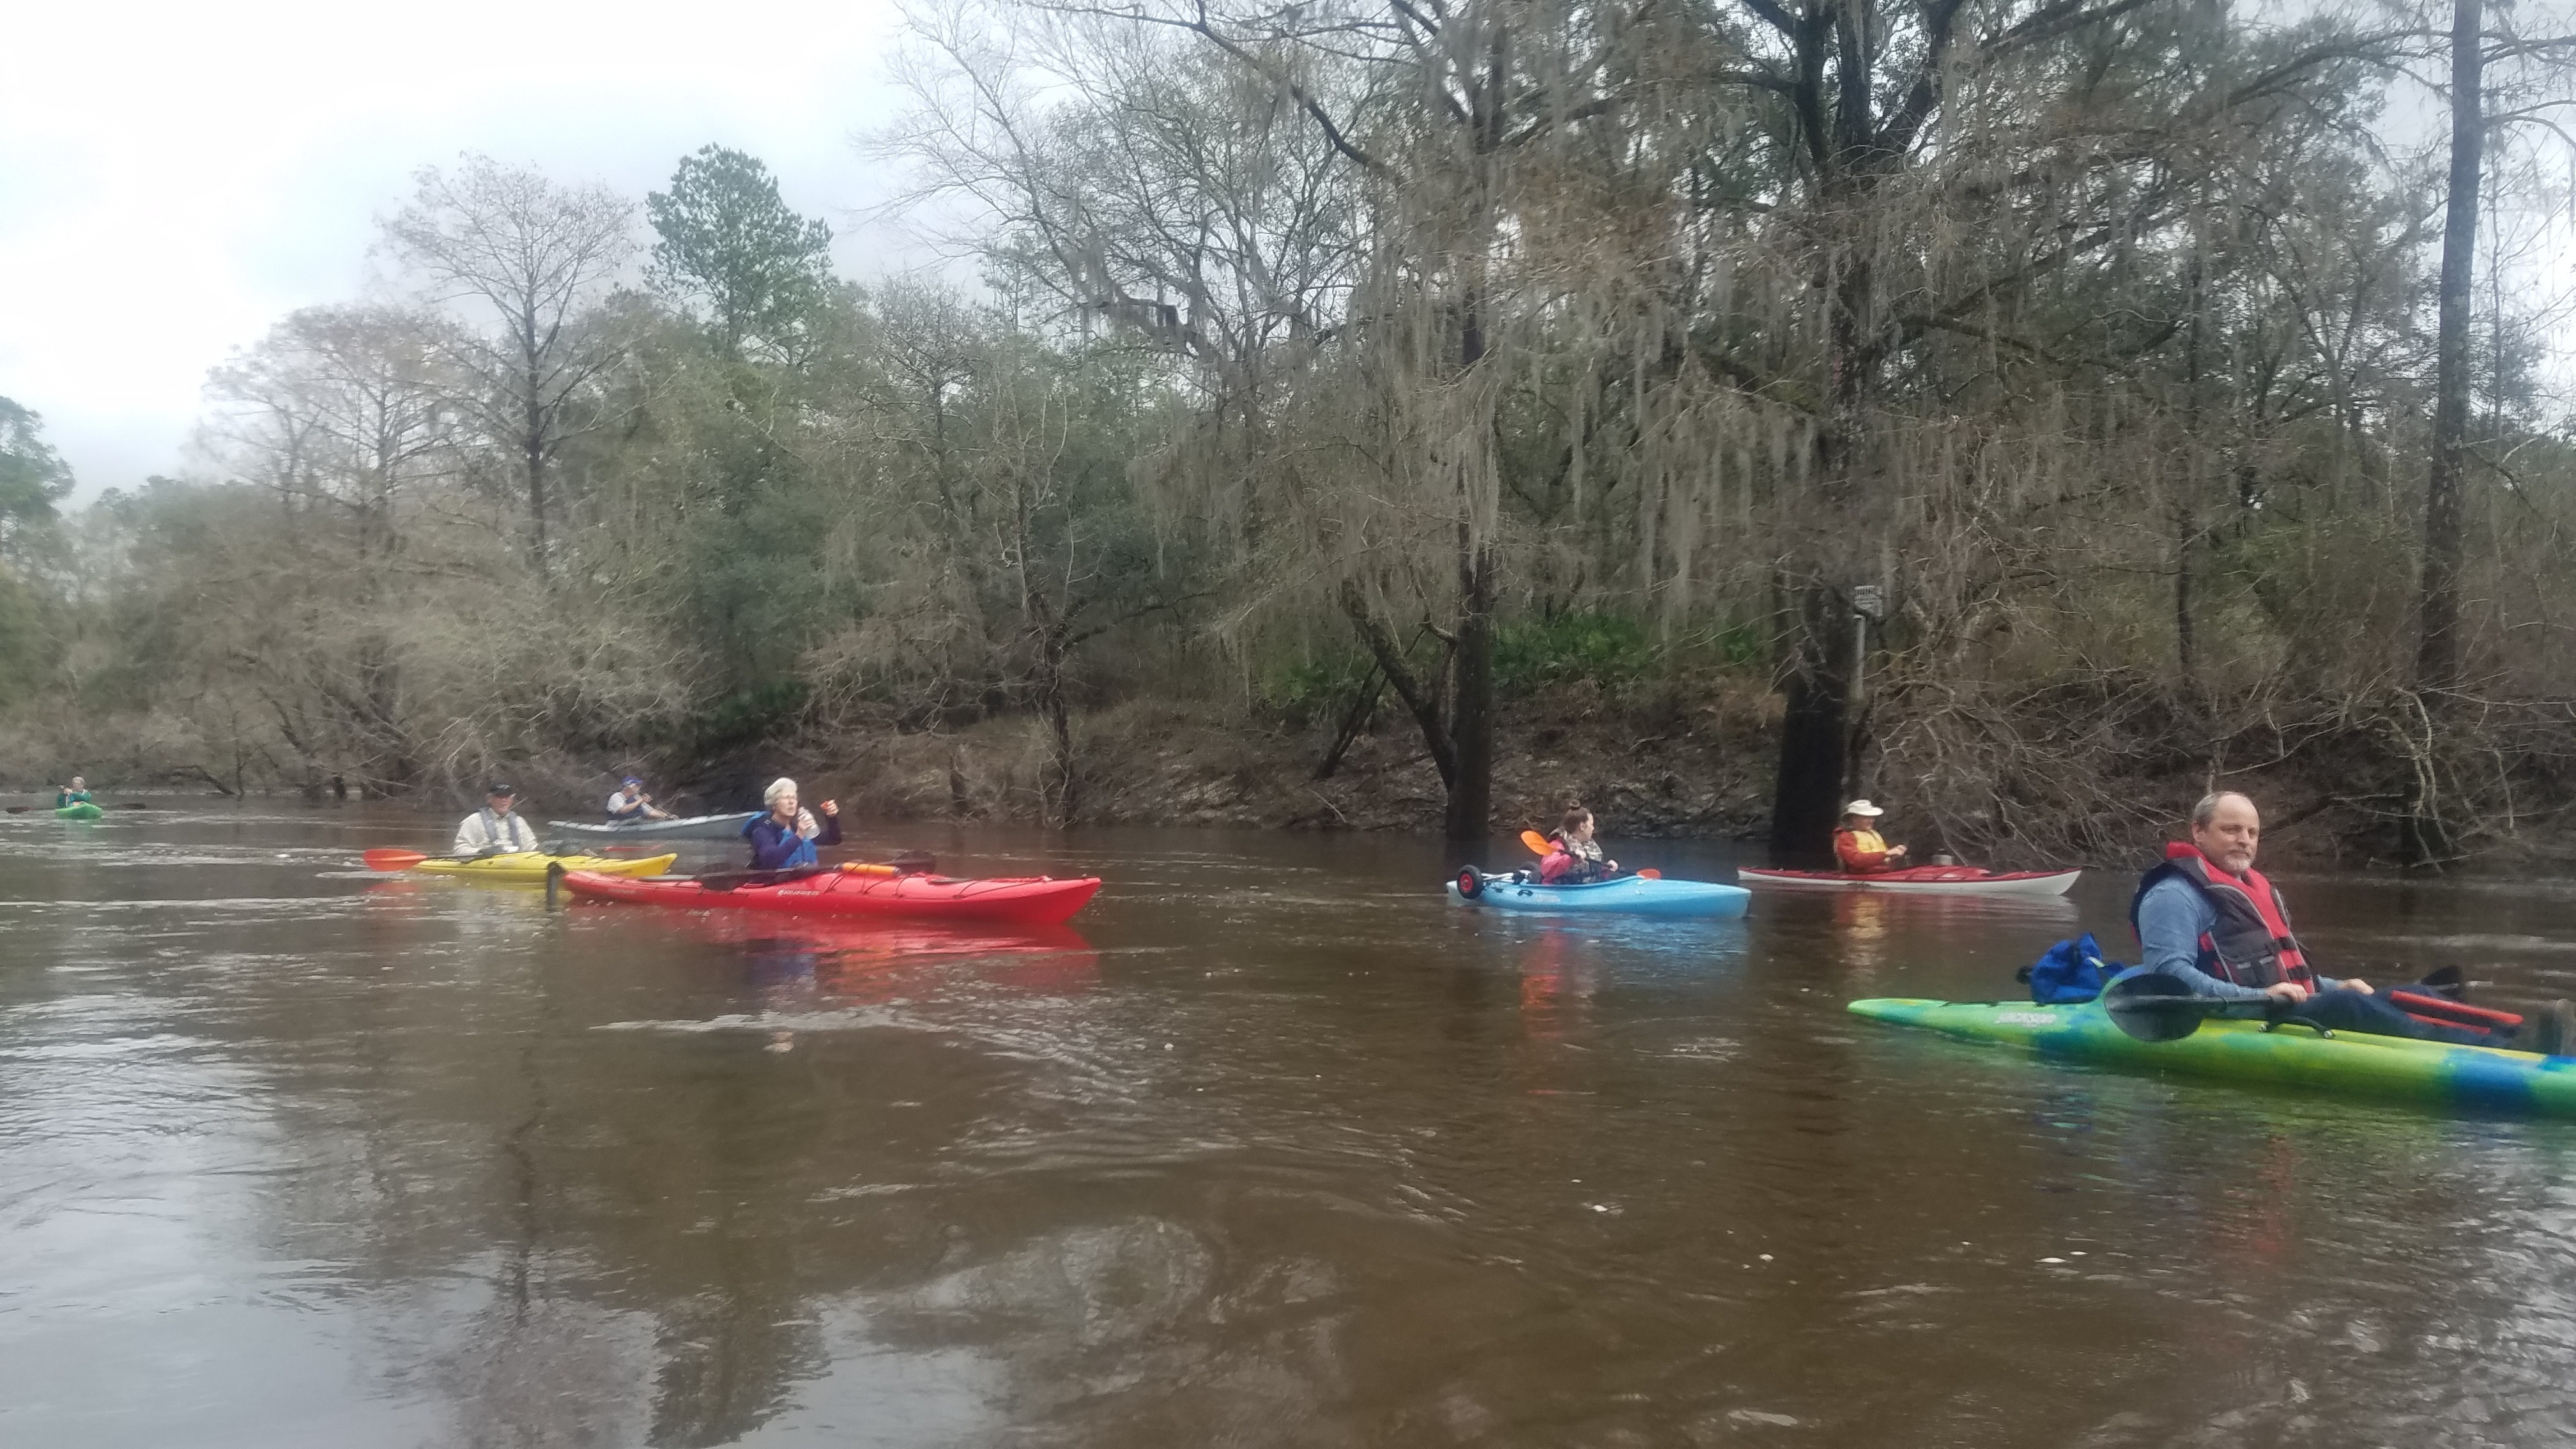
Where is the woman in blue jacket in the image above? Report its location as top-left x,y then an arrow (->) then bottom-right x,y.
740,777 -> 840,870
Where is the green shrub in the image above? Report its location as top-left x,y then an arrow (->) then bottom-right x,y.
1494,612 -> 1652,696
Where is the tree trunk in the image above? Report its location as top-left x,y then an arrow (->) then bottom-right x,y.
1768,588 -> 1852,868
1314,665 -> 1384,780
2174,507 -> 2196,684
1040,675 -> 1075,828
1445,539 -> 1496,843
525,388 -> 549,574
2418,0 -> 2482,696
1340,585 -> 1457,788
1768,224 -> 1878,867
2405,0 -> 2483,866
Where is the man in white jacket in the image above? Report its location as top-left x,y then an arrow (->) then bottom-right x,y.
454,783 -> 540,855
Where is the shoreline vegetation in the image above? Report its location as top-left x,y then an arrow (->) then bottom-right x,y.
6,3 -> 2576,871
20,685 -> 2572,873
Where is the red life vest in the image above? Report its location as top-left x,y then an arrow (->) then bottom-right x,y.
2131,842 -> 2315,990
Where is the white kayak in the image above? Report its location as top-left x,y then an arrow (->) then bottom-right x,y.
544,811 -> 760,841
1736,865 -> 2081,896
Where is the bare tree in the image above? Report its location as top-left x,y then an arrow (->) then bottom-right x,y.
379,155 -> 635,573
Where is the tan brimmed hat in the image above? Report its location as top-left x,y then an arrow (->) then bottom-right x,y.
1843,799 -> 1885,817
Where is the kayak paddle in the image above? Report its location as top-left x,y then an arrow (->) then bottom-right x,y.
1515,827 -> 1657,879
2100,972 -> 2331,1042
363,848 -> 431,872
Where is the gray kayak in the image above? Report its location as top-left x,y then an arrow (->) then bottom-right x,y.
544,811 -> 758,840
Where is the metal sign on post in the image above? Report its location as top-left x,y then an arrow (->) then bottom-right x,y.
1850,586 -> 1882,766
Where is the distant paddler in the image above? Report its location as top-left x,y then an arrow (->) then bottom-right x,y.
1832,799 -> 1907,874
455,783 -> 540,856
54,776 -> 92,809
741,777 -> 840,871
605,776 -> 673,824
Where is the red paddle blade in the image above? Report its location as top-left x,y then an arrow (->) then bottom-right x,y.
1637,868 -> 1662,879
362,848 -> 429,872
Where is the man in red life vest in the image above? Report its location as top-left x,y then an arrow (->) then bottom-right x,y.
2132,791 -> 2571,1051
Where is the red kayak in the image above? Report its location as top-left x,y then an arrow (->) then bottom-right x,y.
560,867 -> 1103,925
1736,864 -> 2081,896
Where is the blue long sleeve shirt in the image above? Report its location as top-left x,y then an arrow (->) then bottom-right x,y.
2134,875 -> 2340,1002
741,810 -> 841,870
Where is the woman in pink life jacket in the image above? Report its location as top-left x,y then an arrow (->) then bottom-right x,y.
1539,806 -> 1619,885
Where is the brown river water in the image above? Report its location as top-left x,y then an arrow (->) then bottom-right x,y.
5,804 -> 2576,1446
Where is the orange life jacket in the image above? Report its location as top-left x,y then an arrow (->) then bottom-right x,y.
1834,828 -> 1892,873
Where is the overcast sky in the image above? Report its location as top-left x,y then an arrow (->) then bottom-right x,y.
1,0 -> 933,500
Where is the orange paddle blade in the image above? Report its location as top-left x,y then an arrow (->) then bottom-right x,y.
362,848 -> 429,872
1520,829 -> 1553,855
1637,868 -> 1661,879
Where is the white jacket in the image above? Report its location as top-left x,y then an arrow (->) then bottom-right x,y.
454,808 -> 539,855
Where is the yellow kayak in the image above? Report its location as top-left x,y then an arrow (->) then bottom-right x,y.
413,852 -> 677,884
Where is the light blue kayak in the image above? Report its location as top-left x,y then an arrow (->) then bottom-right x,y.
1446,869 -> 1751,919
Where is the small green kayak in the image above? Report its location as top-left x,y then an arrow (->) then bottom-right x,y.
1850,996 -> 2576,1120
54,802 -> 103,820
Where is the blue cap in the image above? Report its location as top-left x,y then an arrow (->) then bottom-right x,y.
621,776 -> 643,786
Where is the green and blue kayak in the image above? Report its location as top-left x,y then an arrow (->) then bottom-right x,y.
1850,996 -> 2576,1120
54,802 -> 102,820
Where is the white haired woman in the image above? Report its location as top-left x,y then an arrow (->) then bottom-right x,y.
740,778 -> 841,870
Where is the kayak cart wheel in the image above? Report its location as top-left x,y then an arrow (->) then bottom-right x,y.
1454,868 -> 1483,899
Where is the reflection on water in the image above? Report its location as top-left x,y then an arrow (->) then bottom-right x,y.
4,809 -> 2576,1445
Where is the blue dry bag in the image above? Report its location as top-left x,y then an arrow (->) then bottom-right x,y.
2016,933 -> 2122,1005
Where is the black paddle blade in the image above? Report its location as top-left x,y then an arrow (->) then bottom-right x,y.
2416,964 -> 2467,1000
2101,971 -> 2216,1043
